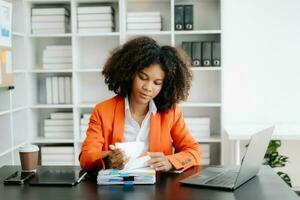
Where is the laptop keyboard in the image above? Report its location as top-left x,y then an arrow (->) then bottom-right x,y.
205,170 -> 238,186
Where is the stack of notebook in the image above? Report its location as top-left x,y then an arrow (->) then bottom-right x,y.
97,167 -> 156,185
77,5 -> 115,33
44,112 -> 73,138
185,117 -> 210,139
41,146 -> 74,166
127,12 -> 162,31
97,142 -> 156,185
43,45 -> 72,69
31,7 -> 70,34
201,144 -> 210,165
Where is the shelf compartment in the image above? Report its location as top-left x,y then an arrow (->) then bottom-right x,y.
187,70 -> 221,103
28,37 -> 72,70
126,0 -> 171,31
29,73 -> 73,105
28,108 -> 74,140
74,1 -> 120,33
174,0 -> 220,31
126,34 -> 171,46
181,106 -> 221,139
73,36 -> 119,70
12,73 -> 28,108
76,73 -> 115,104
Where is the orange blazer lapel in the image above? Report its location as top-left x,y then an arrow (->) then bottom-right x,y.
149,113 -> 161,152
112,97 -> 125,144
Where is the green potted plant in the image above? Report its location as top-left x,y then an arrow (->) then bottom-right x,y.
263,140 -> 292,187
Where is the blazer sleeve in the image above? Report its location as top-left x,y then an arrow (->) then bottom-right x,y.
79,105 -> 109,171
166,105 -> 201,171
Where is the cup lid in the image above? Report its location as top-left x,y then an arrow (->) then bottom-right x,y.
19,144 -> 39,152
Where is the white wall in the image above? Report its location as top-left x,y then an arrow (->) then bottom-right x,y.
223,0 -> 300,124
222,0 -> 300,188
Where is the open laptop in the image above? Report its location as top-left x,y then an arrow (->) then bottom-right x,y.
29,169 -> 86,186
180,126 -> 274,190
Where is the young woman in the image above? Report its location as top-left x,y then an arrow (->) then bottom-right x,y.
79,36 -> 201,172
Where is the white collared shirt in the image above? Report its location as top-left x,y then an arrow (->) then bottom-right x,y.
124,96 -> 157,152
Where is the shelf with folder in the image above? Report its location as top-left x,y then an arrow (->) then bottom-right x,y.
174,30 -> 222,35
174,0 -> 220,31
190,67 -> 222,71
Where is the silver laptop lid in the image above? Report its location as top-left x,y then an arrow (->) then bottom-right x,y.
234,126 -> 274,189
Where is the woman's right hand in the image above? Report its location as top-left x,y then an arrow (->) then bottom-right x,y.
106,145 -> 129,169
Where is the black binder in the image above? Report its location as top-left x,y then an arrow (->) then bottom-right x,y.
175,5 -> 184,30
184,5 -> 193,30
182,42 -> 192,60
212,42 -> 221,66
201,41 -> 212,66
191,42 -> 201,66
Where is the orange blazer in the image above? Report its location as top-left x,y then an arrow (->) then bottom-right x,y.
79,96 -> 201,171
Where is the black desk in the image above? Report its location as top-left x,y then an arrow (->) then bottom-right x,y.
0,165 -> 299,200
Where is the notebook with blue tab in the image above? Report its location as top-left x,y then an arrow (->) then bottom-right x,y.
97,167 -> 156,185
97,142 -> 156,185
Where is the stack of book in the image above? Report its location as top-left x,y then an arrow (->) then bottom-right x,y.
31,7 -> 70,34
41,146 -> 74,166
77,5 -> 114,33
185,117 -> 210,139
201,144 -> 210,165
127,12 -> 162,31
45,76 -> 72,104
43,45 -> 72,69
97,167 -> 156,185
44,112 -> 73,139
80,113 -> 91,138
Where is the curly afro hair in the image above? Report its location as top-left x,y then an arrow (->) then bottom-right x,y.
102,36 -> 192,112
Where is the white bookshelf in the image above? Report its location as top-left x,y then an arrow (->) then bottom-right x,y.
0,0 -> 223,167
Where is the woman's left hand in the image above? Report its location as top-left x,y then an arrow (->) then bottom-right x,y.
147,152 -> 173,172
